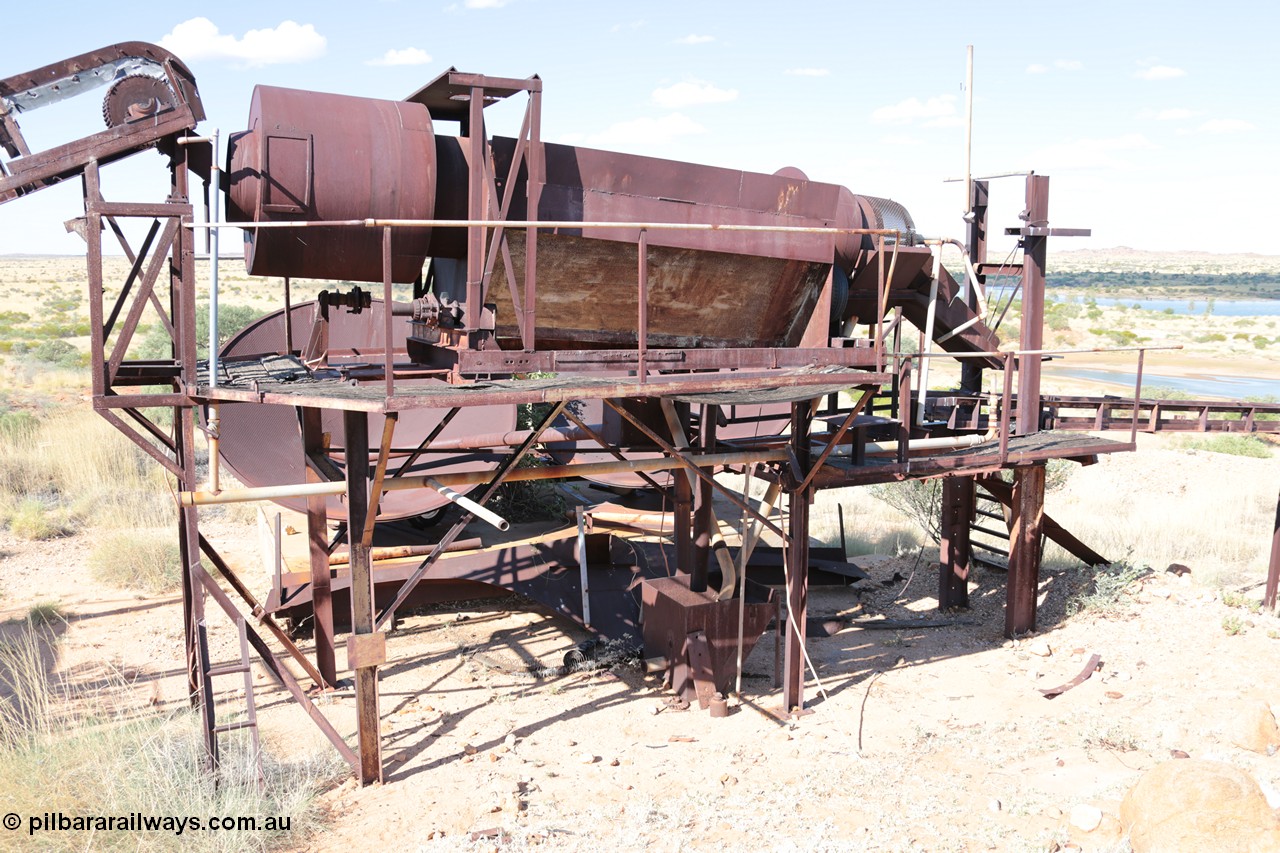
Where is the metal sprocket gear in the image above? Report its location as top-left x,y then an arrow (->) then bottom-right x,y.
101,75 -> 173,127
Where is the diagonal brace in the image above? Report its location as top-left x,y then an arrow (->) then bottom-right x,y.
604,398 -> 785,541
375,400 -> 569,628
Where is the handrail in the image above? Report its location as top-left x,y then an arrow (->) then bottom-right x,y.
187,218 -> 910,236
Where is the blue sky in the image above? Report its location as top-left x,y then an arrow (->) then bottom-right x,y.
1,1 -> 1275,257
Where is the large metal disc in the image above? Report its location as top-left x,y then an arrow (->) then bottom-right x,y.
218,300 -> 517,521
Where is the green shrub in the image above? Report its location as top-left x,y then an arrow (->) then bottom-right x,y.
1067,561 -> 1150,615
7,499 -> 69,541
89,531 -> 182,593
1177,435 -> 1273,459
870,478 -> 942,542
0,411 -> 38,440
28,339 -> 83,368
136,303 -> 262,359
25,601 -> 66,627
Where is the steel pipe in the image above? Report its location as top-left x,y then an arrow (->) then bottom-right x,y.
179,448 -> 790,506
425,477 -> 509,531
189,218 -> 905,237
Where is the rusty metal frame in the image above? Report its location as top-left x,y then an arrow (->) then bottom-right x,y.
23,44 -> 1252,790
603,399 -> 787,541
373,399 -> 569,629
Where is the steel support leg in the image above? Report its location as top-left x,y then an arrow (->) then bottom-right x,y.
1016,175 -> 1049,436
691,405 -> 718,593
670,403 -> 695,583
344,411 -> 382,785
1005,465 -> 1046,637
175,402 -> 214,765
301,407 -> 337,686
938,476 -> 973,610
1265,488 -> 1280,611
782,402 -> 812,712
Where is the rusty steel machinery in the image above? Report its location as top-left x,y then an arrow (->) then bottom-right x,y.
223,82 -> 929,355
17,42 -> 1252,794
214,77 -> 996,509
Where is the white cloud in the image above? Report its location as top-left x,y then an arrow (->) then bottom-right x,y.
1135,64 -> 1186,80
652,80 -> 738,108
870,94 -> 957,125
785,67 -> 830,77
585,114 -> 706,148
674,34 -> 714,45
1152,106 -> 1198,120
1197,118 -> 1255,134
1031,133 -> 1156,171
159,18 -> 326,67
464,0 -> 509,7
1029,60 -> 1081,74
611,20 -> 645,32
366,47 -> 431,67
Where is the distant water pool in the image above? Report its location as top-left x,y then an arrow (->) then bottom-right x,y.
986,287 -> 1280,316
1042,366 -> 1278,400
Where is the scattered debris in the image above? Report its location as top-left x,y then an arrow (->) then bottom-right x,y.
1039,653 -> 1102,698
849,617 -> 973,630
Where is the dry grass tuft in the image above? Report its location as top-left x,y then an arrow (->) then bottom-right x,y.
89,530 -> 182,593
0,623 -> 344,852
0,407 -> 174,534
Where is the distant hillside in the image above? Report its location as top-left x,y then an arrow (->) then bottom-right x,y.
1050,247 -> 1280,276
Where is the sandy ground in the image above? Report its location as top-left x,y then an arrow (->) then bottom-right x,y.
3,436 -> 1280,852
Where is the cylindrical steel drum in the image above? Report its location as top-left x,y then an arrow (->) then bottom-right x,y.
225,85 -> 437,283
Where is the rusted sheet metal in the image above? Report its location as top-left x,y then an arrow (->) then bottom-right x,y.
642,576 -> 775,703
226,86 -> 436,282
492,137 -> 854,262
845,248 -> 1001,366
219,301 -> 514,520
488,231 -> 828,350
226,85 -> 918,349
